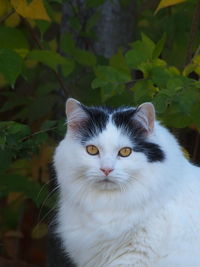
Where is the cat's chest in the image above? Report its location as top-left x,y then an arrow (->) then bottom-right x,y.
64,203 -> 136,238
60,203 -> 166,267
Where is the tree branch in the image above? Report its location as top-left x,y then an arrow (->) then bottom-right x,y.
24,20 -> 69,98
0,9 -> 15,24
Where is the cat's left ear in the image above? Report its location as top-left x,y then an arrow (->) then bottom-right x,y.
135,102 -> 155,134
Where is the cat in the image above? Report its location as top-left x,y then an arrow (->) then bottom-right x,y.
54,98 -> 200,267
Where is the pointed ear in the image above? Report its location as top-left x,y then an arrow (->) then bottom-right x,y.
134,102 -> 155,134
65,98 -> 88,130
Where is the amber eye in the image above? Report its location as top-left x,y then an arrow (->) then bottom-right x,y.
86,145 -> 99,155
118,147 -> 132,157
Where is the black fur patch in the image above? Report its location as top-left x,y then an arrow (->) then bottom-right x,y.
78,105 -> 109,143
112,108 -> 165,162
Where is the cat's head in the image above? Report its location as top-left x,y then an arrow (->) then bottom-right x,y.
58,98 -> 165,193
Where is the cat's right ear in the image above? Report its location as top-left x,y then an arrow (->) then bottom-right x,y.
65,98 -> 88,131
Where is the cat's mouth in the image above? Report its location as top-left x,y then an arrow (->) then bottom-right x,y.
95,178 -> 118,190
97,178 -> 115,184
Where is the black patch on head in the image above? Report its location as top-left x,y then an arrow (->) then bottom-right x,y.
112,108 -> 165,162
77,105 -> 109,143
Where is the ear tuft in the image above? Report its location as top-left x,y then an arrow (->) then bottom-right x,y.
135,102 -> 155,134
66,98 -> 81,115
65,98 -> 88,130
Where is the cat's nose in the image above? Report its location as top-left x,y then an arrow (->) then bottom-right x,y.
100,168 -> 113,176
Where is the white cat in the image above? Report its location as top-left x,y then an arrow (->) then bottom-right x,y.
54,98 -> 200,267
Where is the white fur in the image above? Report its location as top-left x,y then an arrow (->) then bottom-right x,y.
54,117 -> 200,267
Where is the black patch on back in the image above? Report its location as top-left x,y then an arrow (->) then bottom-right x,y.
112,108 -> 165,162
78,105 -> 109,143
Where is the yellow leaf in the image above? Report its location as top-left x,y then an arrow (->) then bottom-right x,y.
0,0 -> 12,18
14,49 -> 29,58
155,0 -> 187,14
168,66 -> 180,75
193,54 -> 200,76
182,63 -> 196,76
11,0 -> 50,21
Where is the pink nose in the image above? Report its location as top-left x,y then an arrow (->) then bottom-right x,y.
100,168 -> 113,176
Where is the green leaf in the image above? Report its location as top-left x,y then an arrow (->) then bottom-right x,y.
74,49 -> 96,66
125,41 -> 153,68
92,78 -> 109,89
40,120 -> 57,131
61,59 -> 75,77
132,80 -> 153,103
177,88 -> 198,114
152,93 -> 169,113
60,33 -> 76,54
141,33 -> 155,54
0,173 -> 49,206
0,26 -> 29,50
0,149 -> 12,172
61,35 -> 95,67
162,105 -> 191,128
101,83 -> 124,101
150,66 -> 171,88
28,50 -> 66,71
36,20 -> 51,36
86,13 -> 100,33
152,33 -> 167,59
94,65 -> 131,84
0,49 -> 23,86
109,49 -> 131,76
86,0 -> 105,8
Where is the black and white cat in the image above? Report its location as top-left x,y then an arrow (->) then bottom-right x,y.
54,98 -> 200,267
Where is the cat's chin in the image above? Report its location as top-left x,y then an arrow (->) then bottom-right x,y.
94,179 -> 120,191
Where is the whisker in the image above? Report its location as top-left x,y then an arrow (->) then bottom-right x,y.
37,184 -> 60,224
36,180 -> 50,201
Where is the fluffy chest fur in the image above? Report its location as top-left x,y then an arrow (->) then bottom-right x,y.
54,99 -> 200,267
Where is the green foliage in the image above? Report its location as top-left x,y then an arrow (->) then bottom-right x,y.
0,49 -> 23,85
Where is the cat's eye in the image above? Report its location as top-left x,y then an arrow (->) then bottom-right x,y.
86,145 -> 99,155
118,147 -> 132,157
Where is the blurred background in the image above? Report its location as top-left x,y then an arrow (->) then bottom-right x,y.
1,0 -> 200,266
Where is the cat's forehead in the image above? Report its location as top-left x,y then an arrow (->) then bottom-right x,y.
80,106 -> 137,144
88,120 -> 132,149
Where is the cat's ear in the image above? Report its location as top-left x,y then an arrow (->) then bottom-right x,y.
65,98 -> 88,130
134,102 -> 155,134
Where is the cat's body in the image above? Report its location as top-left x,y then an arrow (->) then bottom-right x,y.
54,99 -> 200,267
